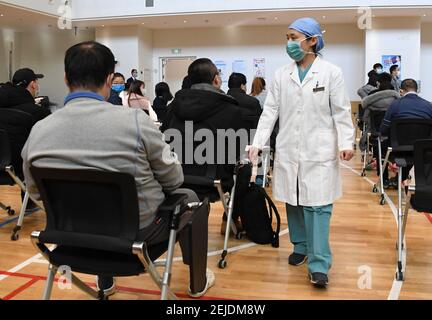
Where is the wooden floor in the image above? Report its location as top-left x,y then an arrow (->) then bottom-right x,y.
1,151 -> 432,300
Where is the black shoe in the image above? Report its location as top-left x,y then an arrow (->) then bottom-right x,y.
288,253 -> 308,266
309,273 -> 329,288
389,177 -> 398,189
383,179 -> 390,189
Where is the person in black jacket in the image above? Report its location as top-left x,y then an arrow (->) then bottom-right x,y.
162,58 -> 245,200
0,68 -> 51,211
227,72 -> 262,127
152,82 -> 173,124
0,69 -> 51,177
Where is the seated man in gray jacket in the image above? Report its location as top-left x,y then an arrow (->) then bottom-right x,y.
21,41 -> 214,298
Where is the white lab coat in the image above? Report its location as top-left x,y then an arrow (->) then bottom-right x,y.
253,56 -> 355,207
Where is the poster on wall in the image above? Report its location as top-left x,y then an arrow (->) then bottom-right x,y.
232,59 -> 247,75
214,60 -> 228,84
382,55 -> 402,76
253,58 -> 266,78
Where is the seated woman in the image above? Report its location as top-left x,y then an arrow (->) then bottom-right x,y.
153,82 -> 173,124
123,80 -> 158,122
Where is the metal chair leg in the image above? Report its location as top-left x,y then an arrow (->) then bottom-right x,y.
219,174 -> 238,270
161,204 -> 181,301
11,191 -> 29,241
43,264 -> 57,300
396,167 -> 405,281
71,274 -> 99,299
377,139 -> 386,205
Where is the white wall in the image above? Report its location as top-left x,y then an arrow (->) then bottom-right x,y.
152,24 -> 364,100
17,29 -> 95,106
96,26 -> 139,82
72,0 -> 432,19
0,29 -> 17,83
421,23 -> 432,101
365,18 -> 421,82
138,27 -> 154,95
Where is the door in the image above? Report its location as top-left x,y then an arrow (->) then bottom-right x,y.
160,57 -> 196,95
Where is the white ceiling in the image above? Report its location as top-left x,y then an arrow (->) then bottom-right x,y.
1,4 -> 432,32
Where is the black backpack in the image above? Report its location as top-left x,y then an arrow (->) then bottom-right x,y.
241,183 -> 281,247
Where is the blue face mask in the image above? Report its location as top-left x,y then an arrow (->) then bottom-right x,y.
112,84 -> 125,93
286,35 -> 319,62
286,40 -> 306,62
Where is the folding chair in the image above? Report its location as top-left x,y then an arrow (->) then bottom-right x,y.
395,139 -> 432,281
29,167 -> 204,300
358,104 -> 372,177
0,129 -> 43,240
182,161 -> 247,270
366,110 -> 389,205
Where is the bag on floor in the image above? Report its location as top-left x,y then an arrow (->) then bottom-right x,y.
241,183 -> 281,248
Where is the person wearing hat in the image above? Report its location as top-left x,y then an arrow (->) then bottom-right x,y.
0,68 -> 51,212
249,18 -> 355,287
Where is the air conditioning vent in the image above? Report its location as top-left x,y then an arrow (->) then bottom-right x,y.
146,0 -> 154,7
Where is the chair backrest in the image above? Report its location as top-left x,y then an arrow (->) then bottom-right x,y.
369,109 -> 386,135
30,167 -> 140,241
391,119 -> 432,149
413,140 -> 432,212
0,129 -> 12,171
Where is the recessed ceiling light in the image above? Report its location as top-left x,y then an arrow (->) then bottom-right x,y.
423,14 -> 427,17
142,22 -> 145,24
0,14 -> 4,17
183,20 -> 187,23
322,15 -> 326,19
102,25 -> 105,27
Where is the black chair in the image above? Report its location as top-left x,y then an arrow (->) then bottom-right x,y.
0,129 -> 43,239
396,139 -> 432,281
0,109 -> 44,240
367,109 -> 388,205
0,129 -> 17,216
29,167 -> 204,300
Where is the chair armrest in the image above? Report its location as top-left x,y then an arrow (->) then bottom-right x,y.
37,231 -> 135,255
158,194 -> 188,213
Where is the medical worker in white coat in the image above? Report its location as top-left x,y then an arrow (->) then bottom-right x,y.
249,18 -> 355,288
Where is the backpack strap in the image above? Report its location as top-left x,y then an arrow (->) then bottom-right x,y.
259,187 -> 281,248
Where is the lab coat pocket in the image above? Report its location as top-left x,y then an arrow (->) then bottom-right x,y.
318,129 -> 338,162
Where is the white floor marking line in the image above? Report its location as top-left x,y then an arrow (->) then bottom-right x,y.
340,162 -> 406,300
0,253 -> 43,282
156,229 -> 290,264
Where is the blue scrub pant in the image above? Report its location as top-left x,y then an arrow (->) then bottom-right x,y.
286,204 -> 333,274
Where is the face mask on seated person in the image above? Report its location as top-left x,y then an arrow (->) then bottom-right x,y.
112,84 -> 125,93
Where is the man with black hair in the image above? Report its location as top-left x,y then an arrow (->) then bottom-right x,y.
373,63 -> 384,75
227,72 -> 262,121
390,64 -> 401,92
0,68 -> 51,178
108,72 -> 125,105
126,68 -> 138,90
0,68 -> 51,213
21,41 -> 214,299
162,58 -> 245,232
380,79 -> 432,185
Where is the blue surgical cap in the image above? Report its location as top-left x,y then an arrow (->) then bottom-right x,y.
289,17 -> 325,52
